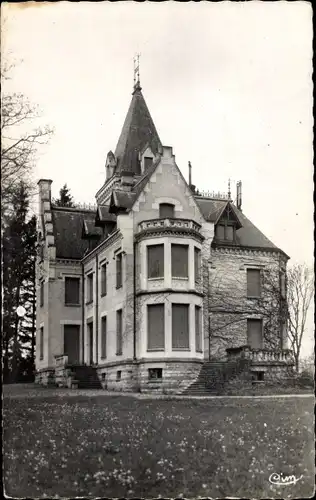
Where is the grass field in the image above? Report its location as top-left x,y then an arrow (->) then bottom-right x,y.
3,385 -> 315,499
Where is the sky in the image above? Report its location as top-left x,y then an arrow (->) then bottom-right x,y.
2,2 -> 314,352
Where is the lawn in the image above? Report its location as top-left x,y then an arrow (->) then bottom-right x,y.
3,386 -> 315,499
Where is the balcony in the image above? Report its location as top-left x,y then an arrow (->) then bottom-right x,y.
136,218 -> 204,242
226,345 -> 294,365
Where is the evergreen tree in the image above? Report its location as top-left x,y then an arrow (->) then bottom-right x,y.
2,183 -> 37,383
54,184 -> 75,207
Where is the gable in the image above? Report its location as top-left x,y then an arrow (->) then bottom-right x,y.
131,148 -> 205,227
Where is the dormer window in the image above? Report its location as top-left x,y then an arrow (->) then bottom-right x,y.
215,223 -> 235,242
159,203 -> 175,219
144,157 -> 153,170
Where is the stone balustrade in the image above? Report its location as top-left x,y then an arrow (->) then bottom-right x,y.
138,218 -> 202,234
226,345 -> 294,364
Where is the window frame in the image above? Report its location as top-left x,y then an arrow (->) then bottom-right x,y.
101,263 -> 107,297
116,309 -> 123,355
39,327 -> 44,360
147,303 -> 165,351
101,315 -> 107,359
247,268 -> 262,298
159,203 -> 175,219
194,247 -> 201,284
65,276 -> 80,306
195,305 -> 202,352
86,273 -> 93,304
172,303 -> 190,350
147,243 -> 164,280
171,243 -> 189,279
40,280 -> 44,307
148,368 -> 163,380
116,253 -> 123,289
215,222 -> 236,242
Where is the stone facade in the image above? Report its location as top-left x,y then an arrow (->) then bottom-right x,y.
35,83 -> 293,392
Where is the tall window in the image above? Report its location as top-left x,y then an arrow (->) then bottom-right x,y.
247,269 -> 261,297
101,316 -> 107,359
171,244 -> 188,278
65,277 -> 80,305
87,273 -> 93,303
39,327 -> 44,360
247,319 -> 263,349
116,253 -> 122,289
101,264 -> 107,296
159,203 -> 175,218
116,309 -> 123,355
194,248 -> 201,283
147,304 -> 165,350
172,304 -> 189,349
147,244 -> 164,279
40,281 -> 44,307
195,306 -> 202,352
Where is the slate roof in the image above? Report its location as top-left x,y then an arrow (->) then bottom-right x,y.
96,205 -> 117,223
52,207 -> 100,259
114,85 -> 162,175
195,197 -> 285,254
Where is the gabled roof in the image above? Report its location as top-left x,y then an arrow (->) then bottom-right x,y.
52,207 -> 99,259
95,205 -> 117,224
82,219 -> 103,239
114,85 -> 162,175
195,197 -> 286,254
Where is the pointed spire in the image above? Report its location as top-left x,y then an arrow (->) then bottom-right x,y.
114,78 -> 162,175
133,53 -> 141,93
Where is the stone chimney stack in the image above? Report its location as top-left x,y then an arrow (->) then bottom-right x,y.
38,179 -> 52,215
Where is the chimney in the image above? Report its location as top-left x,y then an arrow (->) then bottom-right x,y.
236,181 -> 242,211
188,161 -> 192,186
37,179 -> 52,215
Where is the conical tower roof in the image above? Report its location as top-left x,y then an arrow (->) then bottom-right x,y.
114,83 -> 162,174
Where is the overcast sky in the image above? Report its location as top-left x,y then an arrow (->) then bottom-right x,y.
2,2 -> 313,350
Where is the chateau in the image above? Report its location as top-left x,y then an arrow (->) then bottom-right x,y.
35,76 -> 294,393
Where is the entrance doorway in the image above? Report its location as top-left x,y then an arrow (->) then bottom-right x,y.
64,325 -> 80,364
87,321 -> 94,365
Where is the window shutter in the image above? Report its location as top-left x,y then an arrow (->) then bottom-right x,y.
101,316 -> 107,358
147,304 -> 165,350
116,254 -> 122,288
116,310 -> 123,355
101,265 -> 107,296
40,327 -> 44,360
247,269 -> 261,297
171,245 -> 188,278
172,304 -> 189,349
194,248 -> 201,283
195,306 -> 202,352
247,319 -> 263,348
216,225 -> 225,240
225,225 -> 234,241
147,244 -> 164,278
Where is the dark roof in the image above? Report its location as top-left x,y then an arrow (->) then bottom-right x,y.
114,85 -> 162,175
110,190 -> 136,212
96,205 -> 117,223
195,197 -> 283,253
52,207 -> 99,259
82,219 -> 103,239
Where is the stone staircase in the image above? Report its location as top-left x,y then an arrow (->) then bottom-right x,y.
68,365 -> 102,389
181,358 -> 252,395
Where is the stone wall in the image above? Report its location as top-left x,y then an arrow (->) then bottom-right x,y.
208,247 -> 287,360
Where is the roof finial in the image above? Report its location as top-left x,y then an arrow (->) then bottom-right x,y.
133,53 -> 141,90
228,178 -> 231,199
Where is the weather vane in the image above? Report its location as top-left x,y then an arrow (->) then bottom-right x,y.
133,53 -> 141,87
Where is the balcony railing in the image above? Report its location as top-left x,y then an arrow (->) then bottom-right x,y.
138,218 -> 202,234
226,346 -> 294,364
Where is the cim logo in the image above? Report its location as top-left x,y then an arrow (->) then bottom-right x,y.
269,473 -> 303,486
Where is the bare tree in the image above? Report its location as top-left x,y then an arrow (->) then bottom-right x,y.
287,263 -> 314,372
205,257 -> 288,359
1,63 -> 53,220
